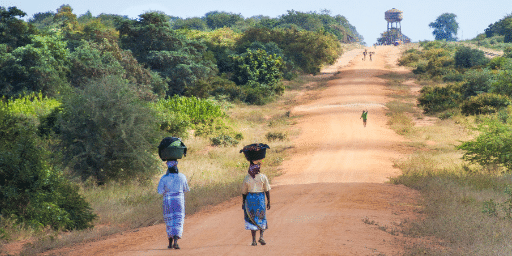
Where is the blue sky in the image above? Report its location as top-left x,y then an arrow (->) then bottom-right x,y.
4,0 -> 511,45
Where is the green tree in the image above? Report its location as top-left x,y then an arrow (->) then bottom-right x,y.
172,17 -> 208,30
429,13 -> 459,41
204,11 -> 243,30
231,48 -> 284,104
0,106 -> 96,230
454,46 -> 488,68
459,116 -> 512,172
57,76 -> 162,184
0,33 -> 70,97
0,6 -> 38,51
118,11 -> 216,96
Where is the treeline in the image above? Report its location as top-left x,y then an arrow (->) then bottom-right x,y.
0,5 -> 361,232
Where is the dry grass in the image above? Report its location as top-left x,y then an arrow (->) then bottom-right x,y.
385,57 -> 512,255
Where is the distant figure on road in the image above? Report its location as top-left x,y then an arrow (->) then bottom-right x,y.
362,49 -> 367,61
360,109 -> 368,127
157,160 -> 190,249
369,51 -> 374,61
242,160 -> 271,246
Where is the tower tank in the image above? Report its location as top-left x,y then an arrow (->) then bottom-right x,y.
385,8 -> 403,23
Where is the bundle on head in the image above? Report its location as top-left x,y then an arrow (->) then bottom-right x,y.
158,137 -> 187,161
240,143 -> 270,161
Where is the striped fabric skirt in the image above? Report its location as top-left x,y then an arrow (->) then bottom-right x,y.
244,192 -> 268,230
162,192 -> 185,238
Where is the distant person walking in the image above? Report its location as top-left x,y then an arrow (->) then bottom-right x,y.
362,49 -> 367,61
360,109 -> 368,127
157,160 -> 190,249
242,160 -> 271,246
369,52 -> 374,61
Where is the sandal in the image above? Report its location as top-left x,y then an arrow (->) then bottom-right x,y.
173,243 -> 180,249
251,241 -> 257,246
258,238 -> 266,245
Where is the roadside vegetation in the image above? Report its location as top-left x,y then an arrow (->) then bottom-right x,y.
388,13 -> 512,255
0,4 -> 360,255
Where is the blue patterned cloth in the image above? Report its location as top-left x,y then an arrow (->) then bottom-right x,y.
244,192 -> 267,230
162,192 -> 185,238
158,173 -> 189,238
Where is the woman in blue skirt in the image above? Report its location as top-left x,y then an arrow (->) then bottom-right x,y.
157,160 -> 190,249
242,160 -> 271,246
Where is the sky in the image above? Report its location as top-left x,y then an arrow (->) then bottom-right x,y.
3,0 -> 511,45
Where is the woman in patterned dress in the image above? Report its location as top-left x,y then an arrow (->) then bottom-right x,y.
242,160 -> 271,246
157,160 -> 190,249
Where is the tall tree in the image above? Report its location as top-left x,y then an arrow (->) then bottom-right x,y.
0,6 -> 37,51
429,13 -> 459,41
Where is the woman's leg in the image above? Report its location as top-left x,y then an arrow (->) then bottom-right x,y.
258,230 -> 266,245
168,237 -> 173,249
173,235 -> 180,249
251,230 -> 257,246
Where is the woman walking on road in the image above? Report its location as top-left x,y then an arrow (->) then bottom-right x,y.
157,160 -> 190,249
242,160 -> 271,246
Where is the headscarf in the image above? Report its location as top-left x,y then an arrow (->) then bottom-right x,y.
166,160 -> 179,174
248,161 -> 260,179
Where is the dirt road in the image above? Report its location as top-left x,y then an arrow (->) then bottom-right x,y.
47,46 -> 420,255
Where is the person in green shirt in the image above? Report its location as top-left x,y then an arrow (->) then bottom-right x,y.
360,109 -> 368,127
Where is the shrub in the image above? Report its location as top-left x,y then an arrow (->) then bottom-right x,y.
265,131 -> 287,141
418,84 -> 463,113
460,69 -> 493,99
461,93 -> 511,115
210,134 -> 240,147
454,46 -> 489,68
0,106 -> 96,230
57,76 -> 162,184
458,117 -> 512,171
398,49 -> 421,66
491,70 -> 512,97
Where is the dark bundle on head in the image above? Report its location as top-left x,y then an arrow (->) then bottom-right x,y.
158,137 -> 187,161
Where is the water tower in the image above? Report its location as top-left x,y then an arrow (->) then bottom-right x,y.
385,8 -> 403,33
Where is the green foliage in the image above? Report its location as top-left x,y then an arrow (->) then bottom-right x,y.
454,46 -> 489,68
265,131 -> 287,141
429,13 -> 459,41
231,49 -> 284,87
461,93 -> 511,115
0,6 -> 37,50
0,33 -> 71,97
172,17 -> 208,30
275,10 -> 363,43
155,95 -> 225,125
458,116 -> 512,171
491,70 -> 512,97
237,27 -> 341,75
418,84 -> 463,113
210,134 -> 240,147
485,14 -> 512,43
0,106 -> 96,230
204,11 -> 243,30
151,95 -> 228,137
4,91 -> 61,120
482,186 -> 512,219
118,12 -> 216,97
488,56 -> 512,70
460,69 -> 493,98
57,76 -> 162,184
398,49 -> 422,66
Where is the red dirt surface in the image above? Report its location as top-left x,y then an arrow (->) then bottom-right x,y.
41,45 -> 422,256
